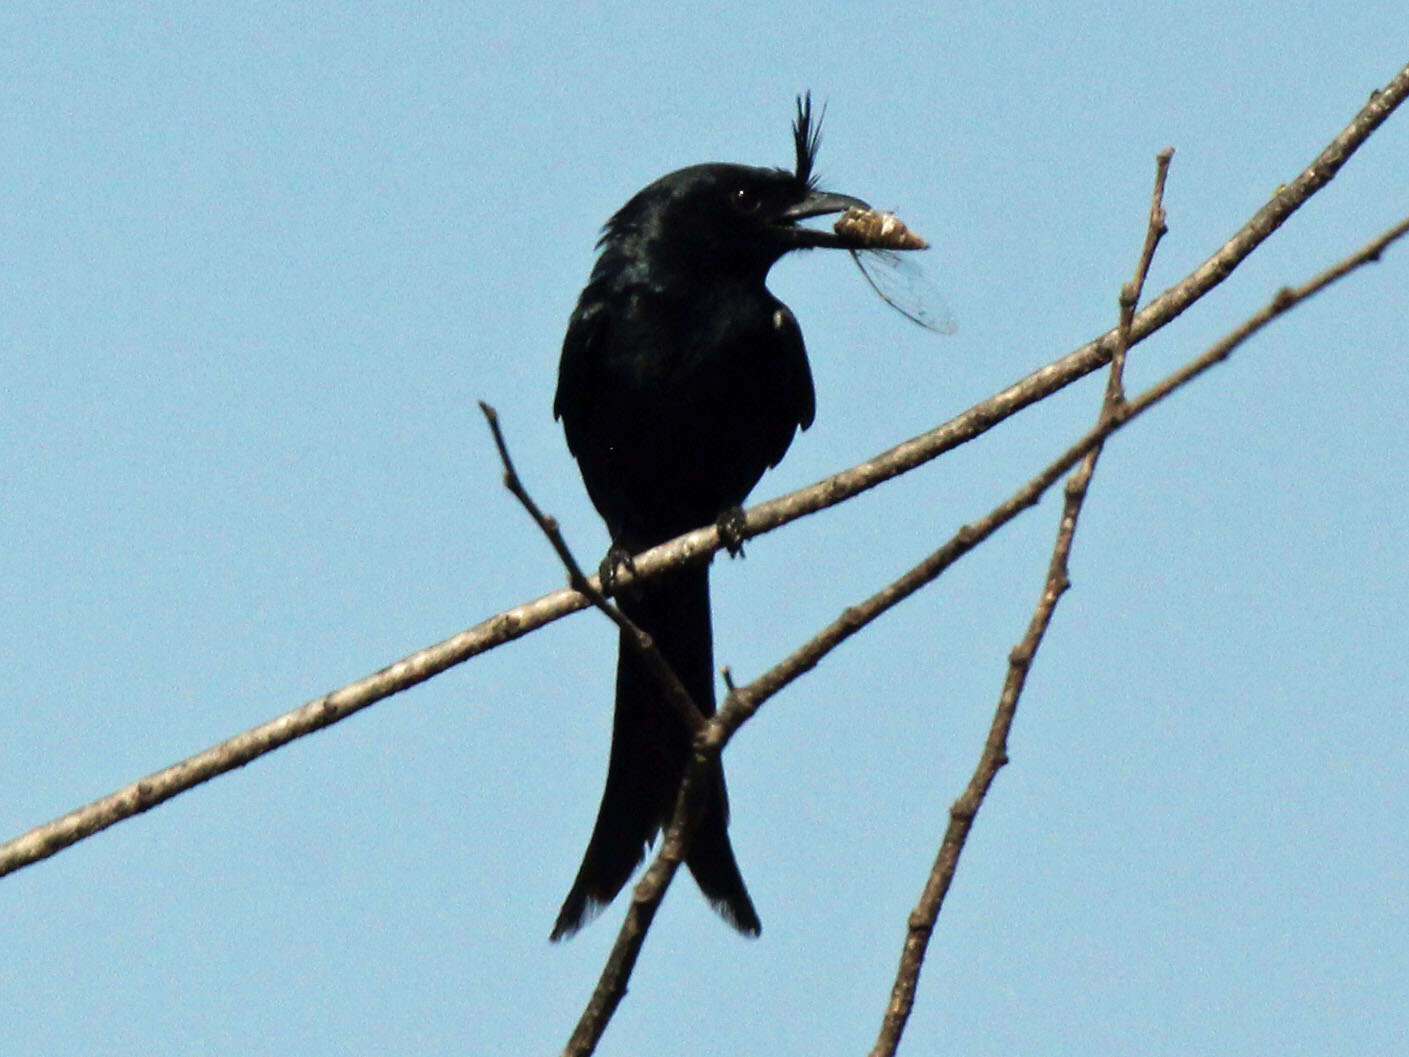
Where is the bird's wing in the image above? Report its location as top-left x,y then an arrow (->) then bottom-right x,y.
553,297 -> 609,458
768,301 -> 816,442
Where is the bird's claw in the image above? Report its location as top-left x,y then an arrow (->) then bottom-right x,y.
599,545 -> 637,596
716,505 -> 748,558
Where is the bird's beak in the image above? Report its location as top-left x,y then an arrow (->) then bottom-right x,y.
776,189 -> 872,248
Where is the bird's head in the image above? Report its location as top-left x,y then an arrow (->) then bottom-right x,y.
596,94 -> 870,283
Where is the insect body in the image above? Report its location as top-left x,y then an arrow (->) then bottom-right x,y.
833,206 -> 957,334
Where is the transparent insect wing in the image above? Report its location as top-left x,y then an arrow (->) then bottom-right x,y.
851,249 -> 958,335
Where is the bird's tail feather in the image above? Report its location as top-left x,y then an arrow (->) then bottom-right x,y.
551,562 -> 760,940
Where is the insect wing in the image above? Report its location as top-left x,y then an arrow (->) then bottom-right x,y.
851,249 -> 957,335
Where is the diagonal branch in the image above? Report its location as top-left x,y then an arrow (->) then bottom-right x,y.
733,60 -> 1409,546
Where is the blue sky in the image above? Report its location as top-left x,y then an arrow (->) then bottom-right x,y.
3,4 -> 1406,1055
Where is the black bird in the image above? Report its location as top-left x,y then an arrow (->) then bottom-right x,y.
551,96 -> 873,940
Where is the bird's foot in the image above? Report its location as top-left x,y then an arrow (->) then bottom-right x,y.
716,505 -> 748,558
599,544 -> 637,597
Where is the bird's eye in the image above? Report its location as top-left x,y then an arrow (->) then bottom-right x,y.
732,187 -> 762,214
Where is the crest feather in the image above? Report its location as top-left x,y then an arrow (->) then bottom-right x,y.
792,92 -> 824,188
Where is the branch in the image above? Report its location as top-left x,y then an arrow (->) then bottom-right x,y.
3,62 -> 1405,882
731,60 -> 1409,546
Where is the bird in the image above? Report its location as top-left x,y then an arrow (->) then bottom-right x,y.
551,95 -> 875,940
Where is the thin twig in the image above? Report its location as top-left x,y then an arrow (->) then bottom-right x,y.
478,401 -> 705,736
561,756 -> 703,1057
869,147 -> 1174,1057
2,66 -> 1404,882
1107,147 -> 1173,406
561,213 -> 1409,1056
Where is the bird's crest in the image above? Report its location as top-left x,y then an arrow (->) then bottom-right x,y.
792,92 -> 824,189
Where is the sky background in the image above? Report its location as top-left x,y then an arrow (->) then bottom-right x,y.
3,4 -> 1407,1056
